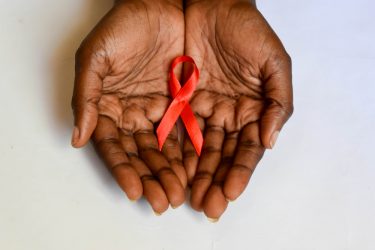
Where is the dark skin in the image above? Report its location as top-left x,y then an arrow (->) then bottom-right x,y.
71,0 -> 293,219
71,0 -> 187,214
183,0 -> 293,220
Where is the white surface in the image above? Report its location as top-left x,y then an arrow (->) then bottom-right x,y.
1,0 -> 375,249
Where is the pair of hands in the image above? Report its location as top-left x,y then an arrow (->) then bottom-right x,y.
71,0 -> 293,220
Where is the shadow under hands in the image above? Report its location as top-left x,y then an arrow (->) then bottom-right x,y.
51,1 -> 165,215
51,0 -> 117,193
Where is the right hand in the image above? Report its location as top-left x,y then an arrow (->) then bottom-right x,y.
183,0 -> 293,220
71,0 -> 186,215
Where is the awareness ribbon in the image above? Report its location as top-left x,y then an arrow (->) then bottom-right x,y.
156,56 -> 203,156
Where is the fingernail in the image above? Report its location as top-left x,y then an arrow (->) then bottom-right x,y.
129,199 -> 137,203
207,217 -> 219,223
225,197 -> 236,202
171,205 -> 179,209
270,131 -> 280,149
154,211 -> 162,216
71,126 -> 79,147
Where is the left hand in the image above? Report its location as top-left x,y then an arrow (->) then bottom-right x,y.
183,0 -> 294,220
71,0 -> 186,214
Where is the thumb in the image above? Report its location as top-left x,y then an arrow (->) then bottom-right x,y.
71,47 -> 106,148
260,53 -> 294,149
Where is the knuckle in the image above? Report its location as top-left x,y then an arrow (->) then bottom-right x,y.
93,137 -> 118,148
238,139 -> 261,150
194,171 -> 213,181
126,152 -> 138,158
284,52 -> 292,65
202,146 -> 221,154
110,162 -> 132,173
232,163 -> 254,175
286,103 -> 294,117
268,51 -> 292,73
156,167 -> 174,178
237,140 -> 264,158
169,157 -> 183,166
75,45 -> 84,61
75,40 -> 107,65
281,102 -> 294,119
75,43 -> 89,64
140,174 -> 156,182
184,149 -> 197,158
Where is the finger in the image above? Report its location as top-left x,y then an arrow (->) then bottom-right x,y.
71,47 -> 107,148
142,174 -> 170,215
190,125 -> 225,211
203,186 -> 227,222
183,116 -> 205,185
134,130 -> 185,208
92,116 -> 142,201
161,126 -> 187,189
203,132 -> 238,220
183,136 -> 198,185
223,122 -> 265,201
212,132 -> 239,185
119,130 -> 169,214
261,53 -> 294,149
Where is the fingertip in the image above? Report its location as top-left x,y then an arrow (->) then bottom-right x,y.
71,130 -> 90,148
143,180 -> 169,214
156,168 -> 186,208
71,131 -> 91,148
223,170 -> 248,202
207,217 -> 219,223
153,211 -> 163,216
170,161 -> 188,189
261,129 -> 280,150
260,117 -> 278,149
223,188 -> 239,202
168,184 -> 186,208
260,103 -> 293,149
73,113 -> 99,148
125,186 -> 143,202
71,92 -> 100,147
203,185 -> 228,220
152,202 -> 169,215
223,177 -> 244,202
190,198 -> 203,212
112,165 -> 143,201
71,126 -> 80,148
190,179 -> 211,212
225,197 -> 236,202
269,130 -> 280,149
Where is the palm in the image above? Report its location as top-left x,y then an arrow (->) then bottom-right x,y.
72,0 -> 186,214
184,1 -> 293,219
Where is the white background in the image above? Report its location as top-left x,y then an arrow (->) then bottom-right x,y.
1,0 -> 374,249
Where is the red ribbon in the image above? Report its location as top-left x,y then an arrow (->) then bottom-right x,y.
157,56 -> 203,156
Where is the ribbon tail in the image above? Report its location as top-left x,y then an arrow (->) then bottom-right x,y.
180,106 -> 203,156
156,100 -> 187,150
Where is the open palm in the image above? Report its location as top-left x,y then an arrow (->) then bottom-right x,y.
183,0 -> 294,219
71,0 -> 186,214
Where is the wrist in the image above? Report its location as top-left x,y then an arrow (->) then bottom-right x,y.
115,0 -> 183,9
185,0 -> 256,6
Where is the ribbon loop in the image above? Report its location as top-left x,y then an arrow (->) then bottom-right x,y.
156,56 -> 203,156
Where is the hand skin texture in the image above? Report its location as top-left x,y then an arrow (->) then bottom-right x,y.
71,0 -> 293,219
183,0 -> 293,220
71,0 -> 187,214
